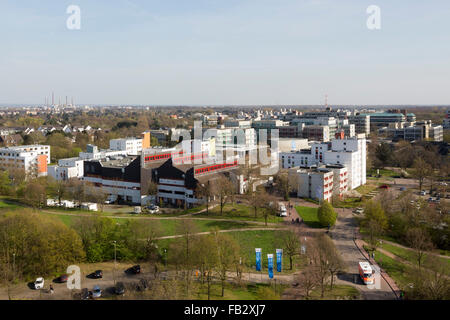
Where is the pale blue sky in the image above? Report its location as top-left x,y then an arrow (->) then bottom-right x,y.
0,0 -> 449,105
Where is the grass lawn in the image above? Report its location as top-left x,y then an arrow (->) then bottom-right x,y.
40,211 -> 262,237
198,203 -> 284,223
355,184 -> 378,196
194,282 -> 286,300
372,250 -> 412,289
295,206 -> 322,228
308,285 -> 360,300
0,199 -> 21,210
380,243 -> 450,276
367,168 -> 400,178
157,230 -> 306,273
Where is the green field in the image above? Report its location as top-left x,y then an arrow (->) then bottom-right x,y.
0,199 -> 20,210
373,250 -> 412,289
308,285 -> 361,300
295,206 -> 322,228
194,282 -> 286,300
197,203 -> 284,223
380,243 -> 450,275
157,229 -> 305,272
40,211 -> 264,237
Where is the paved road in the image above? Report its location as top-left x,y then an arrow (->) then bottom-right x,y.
331,208 -> 397,300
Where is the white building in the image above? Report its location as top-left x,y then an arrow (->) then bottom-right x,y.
48,157 -> 84,181
280,135 -> 366,190
109,137 -> 143,155
0,145 -> 50,177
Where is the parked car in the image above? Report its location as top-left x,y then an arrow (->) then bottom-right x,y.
399,187 -> 406,191
419,190 -> 426,196
81,288 -> 90,300
136,278 -> 149,291
127,265 -> 141,275
91,285 -> 102,298
428,197 -> 434,202
353,208 -> 364,214
56,274 -> 68,283
148,205 -> 159,214
34,277 -> 44,290
90,270 -> 103,279
379,185 -> 389,189
114,282 -> 125,295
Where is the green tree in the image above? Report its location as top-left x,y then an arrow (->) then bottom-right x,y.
317,201 -> 337,228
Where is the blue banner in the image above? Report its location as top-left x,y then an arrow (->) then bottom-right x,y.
268,254 -> 274,279
255,248 -> 262,271
276,249 -> 282,272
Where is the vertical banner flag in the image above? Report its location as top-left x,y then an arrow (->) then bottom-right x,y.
255,248 -> 262,271
267,254 -> 274,279
276,249 -> 283,272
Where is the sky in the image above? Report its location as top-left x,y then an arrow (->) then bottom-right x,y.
0,0 -> 449,106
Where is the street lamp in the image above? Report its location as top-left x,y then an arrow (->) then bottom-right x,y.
12,253 -> 15,282
164,248 -> 168,270
113,241 -> 117,285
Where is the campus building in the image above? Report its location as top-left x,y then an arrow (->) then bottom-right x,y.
83,155 -> 142,204
280,134 -> 366,190
0,145 -> 50,177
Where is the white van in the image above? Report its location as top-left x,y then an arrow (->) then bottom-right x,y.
278,203 -> 288,217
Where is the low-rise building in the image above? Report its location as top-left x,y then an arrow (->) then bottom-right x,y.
0,145 -> 50,177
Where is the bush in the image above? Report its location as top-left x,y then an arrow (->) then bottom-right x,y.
317,201 -> 337,227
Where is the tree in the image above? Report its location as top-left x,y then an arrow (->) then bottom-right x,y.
215,232 -> 240,297
412,158 -> 432,192
192,234 -> 218,300
410,255 -> 450,300
274,172 -> 291,200
195,181 -> 212,214
0,170 -> 12,196
295,265 -> 319,299
307,234 -> 332,298
260,193 -> 277,226
362,200 -> 388,252
278,229 -> 301,270
317,201 -> 337,228
374,142 -> 393,169
405,228 -> 434,269
249,189 -> 266,219
212,176 -> 234,216
24,180 -> 46,209
325,238 -> 346,290
174,219 -> 199,297
0,211 -> 85,278
46,177 -> 68,205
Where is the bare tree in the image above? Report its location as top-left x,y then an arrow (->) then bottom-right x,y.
412,158 -> 432,192
212,176 -> 234,216
278,228 -> 301,270
215,232 -> 240,297
405,228 -> 434,269
295,265 -> 319,299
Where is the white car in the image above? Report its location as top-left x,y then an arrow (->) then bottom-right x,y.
148,205 -> 159,214
34,277 -> 44,290
419,190 -> 426,196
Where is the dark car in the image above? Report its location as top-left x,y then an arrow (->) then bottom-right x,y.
56,274 -> 69,283
136,278 -> 149,291
127,265 -> 141,275
91,270 -> 103,279
81,288 -> 90,300
114,282 -> 125,295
